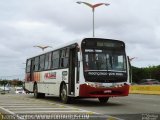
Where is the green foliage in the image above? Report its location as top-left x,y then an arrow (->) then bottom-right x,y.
132,65 -> 160,83
0,79 -> 23,86
0,80 -> 8,86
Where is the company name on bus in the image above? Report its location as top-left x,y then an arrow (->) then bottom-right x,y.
44,72 -> 56,79
87,72 -> 124,76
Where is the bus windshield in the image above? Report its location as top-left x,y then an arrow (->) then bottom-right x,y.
83,49 -> 126,71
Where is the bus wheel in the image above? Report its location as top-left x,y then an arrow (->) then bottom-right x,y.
34,84 -> 38,98
60,84 -> 70,104
98,97 -> 109,104
34,84 -> 45,98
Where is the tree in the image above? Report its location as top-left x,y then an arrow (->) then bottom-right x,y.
11,80 -> 23,87
132,65 -> 160,83
0,80 -> 8,86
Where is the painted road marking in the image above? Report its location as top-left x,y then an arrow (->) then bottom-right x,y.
0,94 -> 123,120
0,106 -> 24,120
0,95 -> 95,115
14,111 -> 91,114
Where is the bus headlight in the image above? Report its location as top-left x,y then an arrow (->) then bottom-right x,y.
85,82 -> 89,85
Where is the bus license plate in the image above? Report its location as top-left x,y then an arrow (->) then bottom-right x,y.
104,90 -> 112,93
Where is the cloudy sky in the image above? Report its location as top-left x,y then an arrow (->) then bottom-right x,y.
0,0 -> 160,79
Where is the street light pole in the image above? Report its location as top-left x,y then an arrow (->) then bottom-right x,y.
33,45 -> 52,51
92,8 -> 95,37
76,1 -> 110,37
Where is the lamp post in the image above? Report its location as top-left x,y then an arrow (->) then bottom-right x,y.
33,45 -> 52,51
129,57 -> 138,62
76,1 -> 110,37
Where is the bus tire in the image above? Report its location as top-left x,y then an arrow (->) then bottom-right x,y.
39,93 -> 45,98
98,97 -> 109,104
60,84 -> 70,104
34,84 -> 45,98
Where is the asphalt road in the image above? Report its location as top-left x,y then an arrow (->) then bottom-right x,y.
0,93 -> 160,120
41,94 -> 160,120
68,94 -> 160,120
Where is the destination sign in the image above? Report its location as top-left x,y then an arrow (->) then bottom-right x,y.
87,71 -> 124,76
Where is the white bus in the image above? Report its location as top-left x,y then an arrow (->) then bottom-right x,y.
24,38 -> 130,104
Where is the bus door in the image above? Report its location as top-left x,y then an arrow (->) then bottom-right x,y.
68,47 -> 77,95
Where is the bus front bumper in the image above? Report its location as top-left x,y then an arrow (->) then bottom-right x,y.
79,83 -> 130,98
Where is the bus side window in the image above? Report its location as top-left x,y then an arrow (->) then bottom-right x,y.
60,48 -> 69,68
52,51 -> 60,69
39,55 -> 45,70
60,49 -> 65,68
26,59 -> 31,73
48,52 -> 52,69
34,57 -> 39,71
31,58 -> 35,72
44,53 -> 49,70
64,48 -> 69,67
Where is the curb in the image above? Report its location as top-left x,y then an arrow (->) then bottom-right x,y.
129,85 -> 160,95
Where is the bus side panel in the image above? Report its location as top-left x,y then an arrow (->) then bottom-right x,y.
74,53 -> 85,97
74,67 -> 80,97
38,83 -> 47,93
24,82 -> 34,92
79,58 -> 85,84
38,69 -> 69,96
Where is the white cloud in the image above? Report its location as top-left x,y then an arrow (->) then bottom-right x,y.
10,21 -> 46,30
0,0 -> 160,79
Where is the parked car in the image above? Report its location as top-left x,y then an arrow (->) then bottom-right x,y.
131,82 -> 137,85
138,79 -> 160,85
0,86 -> 10,93
15,87 -> 25,94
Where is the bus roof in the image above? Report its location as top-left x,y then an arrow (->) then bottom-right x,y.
26,38 -> 124,60
27,38 -> 82,59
